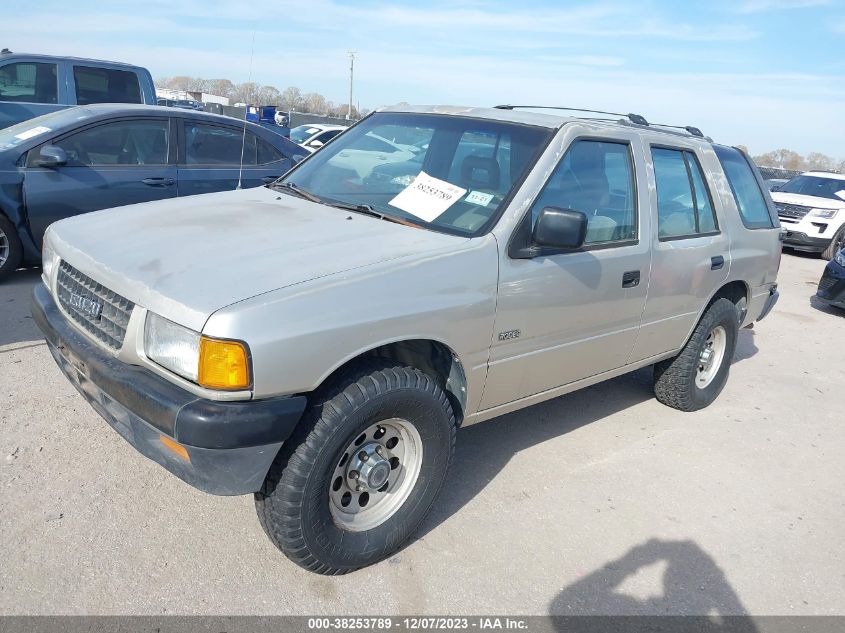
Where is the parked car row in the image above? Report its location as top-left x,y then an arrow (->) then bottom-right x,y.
0,103 -> 305,280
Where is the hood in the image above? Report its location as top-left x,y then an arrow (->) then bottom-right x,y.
770,191 -> 845,210
49,187 -> 466,331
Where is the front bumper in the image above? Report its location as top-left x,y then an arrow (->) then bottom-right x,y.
781,229 -> 829,253
31,283 -> 307,495
816,259 -> 845,309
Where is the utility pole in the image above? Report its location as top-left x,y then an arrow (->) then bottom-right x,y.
347,51 -> 356,120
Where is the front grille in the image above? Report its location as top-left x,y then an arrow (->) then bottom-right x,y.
818,276 -> 837,294
776,203 -> 811,222
56,261 -> 134,350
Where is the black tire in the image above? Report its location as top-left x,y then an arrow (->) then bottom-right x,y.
0,214 -> 23,282
255,361 -> 456,574
821,226 -> 845,261
653,298 -> 739,412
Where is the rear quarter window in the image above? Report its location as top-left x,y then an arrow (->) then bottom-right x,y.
73,66 -> 142,105
714,145 -> 775,229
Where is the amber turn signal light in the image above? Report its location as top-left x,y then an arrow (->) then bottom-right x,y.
197,337 -> 251,390
159,435 -> 190,462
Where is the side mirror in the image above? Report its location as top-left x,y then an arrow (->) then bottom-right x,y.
770,185 -> 781,192
308,140 -> 324,149
532,207 -> 587,250
35,145 -> 67,168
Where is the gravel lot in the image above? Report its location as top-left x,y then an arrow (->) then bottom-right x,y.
1,252 -> 843,616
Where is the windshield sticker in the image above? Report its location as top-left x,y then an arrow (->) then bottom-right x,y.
466,190 -> 494,207
14,126 -> 51,141
389,171 -> 467,222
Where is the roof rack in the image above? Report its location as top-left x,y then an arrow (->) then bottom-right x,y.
494,104 -> 707,140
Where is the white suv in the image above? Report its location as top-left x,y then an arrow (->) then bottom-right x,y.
771,171 -> 845,259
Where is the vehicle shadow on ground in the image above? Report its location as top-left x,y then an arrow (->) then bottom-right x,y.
549,538 -> 755,626
732,328 -> 758,363
0,268 -> 44,349
418,367 -> 656,538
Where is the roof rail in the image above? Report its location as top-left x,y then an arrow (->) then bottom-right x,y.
494,105 -> 649,126
494,104 -> 708,140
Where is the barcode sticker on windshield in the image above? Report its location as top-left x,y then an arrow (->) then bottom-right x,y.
14,126 -> 51,141
388,171 -> 467,222
466,190 -> 494,207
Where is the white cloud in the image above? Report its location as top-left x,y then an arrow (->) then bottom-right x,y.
735,0 -> 830,13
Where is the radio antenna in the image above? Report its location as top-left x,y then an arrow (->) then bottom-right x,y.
237,30 -> 256,190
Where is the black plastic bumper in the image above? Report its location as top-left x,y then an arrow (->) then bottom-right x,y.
757,285 -> 780,322
31,283 -> 307,495
781,230 -> 829,253
816,259 -> 845,309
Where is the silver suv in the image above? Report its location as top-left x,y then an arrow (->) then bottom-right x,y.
32,105 -> 781,574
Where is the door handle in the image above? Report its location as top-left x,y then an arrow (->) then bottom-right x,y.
262,176 -> 281,184
711,255 -> 725,270
141,177 -> 175,187
622,270 -> 640,288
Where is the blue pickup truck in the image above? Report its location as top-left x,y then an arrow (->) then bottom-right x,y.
0,50 -> 157,129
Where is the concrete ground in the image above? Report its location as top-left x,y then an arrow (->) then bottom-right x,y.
0,252 -> 842,616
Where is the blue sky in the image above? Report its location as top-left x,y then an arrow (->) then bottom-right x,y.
6,0 -> 845,157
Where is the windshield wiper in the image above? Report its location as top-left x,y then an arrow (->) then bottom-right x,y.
327,202 -> 420,228
272,181 -> 323,204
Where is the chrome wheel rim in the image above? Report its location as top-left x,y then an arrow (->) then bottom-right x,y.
0,226 -> 8,268
329,417 -> 423,532
696,325 -> 727,389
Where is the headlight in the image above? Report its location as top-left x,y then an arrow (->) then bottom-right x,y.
810,208 -> 839,219
144,312 -> 251,390
835,250 -> 845,267
41,240 -> 57,287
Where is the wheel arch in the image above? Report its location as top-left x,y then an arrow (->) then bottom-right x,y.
313,338 -> 468,426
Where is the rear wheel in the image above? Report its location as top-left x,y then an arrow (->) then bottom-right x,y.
821,226 -> 845,261
255,361 -> 456,574
653,298 -> 739,412
0,215 -> 23,282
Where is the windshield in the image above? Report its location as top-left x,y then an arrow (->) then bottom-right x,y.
778,175 -> 845,201
280,112 -> 554,236
290,125 -> 324,144
0,107 -> 96,152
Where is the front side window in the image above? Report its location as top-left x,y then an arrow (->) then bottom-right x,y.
714,145 -> 774,229
528,139 -> 637,244
281,112 -> 554,236
52,119 -> 169,166
0,62 -> 58,104
184,123 -> 256,166
652,147 -> 719,238
73,66 -> 142,105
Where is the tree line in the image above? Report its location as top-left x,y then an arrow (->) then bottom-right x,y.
155,76 -> 369,118
737,146 -> 843,174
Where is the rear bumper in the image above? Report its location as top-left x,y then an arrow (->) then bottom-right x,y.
816,260 -> 845,309
31,283 -> 307,495
781,229 -> 829,252
757,285 -> 779,322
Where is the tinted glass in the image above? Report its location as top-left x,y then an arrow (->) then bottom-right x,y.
54,119 -> 169,166
687,153 -> 717,233
653,148 -> 696,237
73,66 -> 142,105
0,62 -> 58,104
714,145 -> 774,229
184,123 -> 256,166
283,112 -> 553,236
257,137 -> 286,165
777,175 -> 845,201
530,140 -> 637,244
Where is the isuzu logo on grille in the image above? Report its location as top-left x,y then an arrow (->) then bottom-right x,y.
68,292 -> 103,319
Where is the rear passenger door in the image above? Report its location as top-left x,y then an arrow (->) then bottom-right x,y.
481,133 -> 652,410
628,144 -> 730,363
23,117 -> 176,247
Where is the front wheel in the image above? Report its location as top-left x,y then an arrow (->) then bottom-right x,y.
821,226 -> 845,261
653,298 -> 739,412
0,215 -> 23,282
255,362 -> 456,574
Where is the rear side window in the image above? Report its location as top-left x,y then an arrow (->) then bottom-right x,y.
73,66 -> 142,105
714,145 -> 774,229
184,122 -> 256,166
52,119 -> 169,166
652,148 -> 719,239
257,138 -> 287,165
0,62 -> 58,104
529,139 -> 637,245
